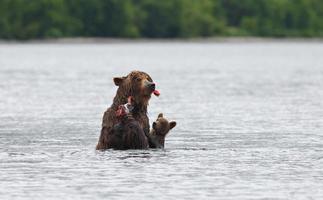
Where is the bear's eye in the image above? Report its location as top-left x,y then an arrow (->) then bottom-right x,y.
136,78 -> 142,82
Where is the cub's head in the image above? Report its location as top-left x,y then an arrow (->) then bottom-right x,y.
152,113 -> 176,137
113,71 -> 160,110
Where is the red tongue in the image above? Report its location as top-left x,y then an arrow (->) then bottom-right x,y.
153,90 -> 160,96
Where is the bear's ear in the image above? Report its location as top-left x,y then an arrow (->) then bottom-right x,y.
169,121 -> 176,130
113,77 -> 126,86
152,122 -> 157,130
158,113 -> 163,118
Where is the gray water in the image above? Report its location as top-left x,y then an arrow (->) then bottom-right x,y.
1,41 -> 323,199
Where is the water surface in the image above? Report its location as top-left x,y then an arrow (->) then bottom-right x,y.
1,41 -> 323,199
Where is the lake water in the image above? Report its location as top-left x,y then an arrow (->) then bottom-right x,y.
0,41 -> 323,199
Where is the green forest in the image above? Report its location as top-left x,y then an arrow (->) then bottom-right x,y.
0,0 -> 323,40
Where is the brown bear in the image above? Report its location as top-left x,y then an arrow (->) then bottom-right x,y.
96,71 -> 160,150
148,113 -> 176,148
104,96 -> 148,150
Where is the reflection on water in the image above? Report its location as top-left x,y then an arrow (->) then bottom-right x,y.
1,41 -> 323,199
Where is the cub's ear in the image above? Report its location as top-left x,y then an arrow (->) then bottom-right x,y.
158,113 -> 163,118
152,122 -> 157,130
169,121 -> 176,130
113,77 -> 126,86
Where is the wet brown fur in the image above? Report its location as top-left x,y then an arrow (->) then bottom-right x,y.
148,113 -> 176,148
96,71 -> 153,150
105,114 -> 148,150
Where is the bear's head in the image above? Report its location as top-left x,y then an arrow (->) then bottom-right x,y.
151,113 -> 176,147
113,71 -> 159,113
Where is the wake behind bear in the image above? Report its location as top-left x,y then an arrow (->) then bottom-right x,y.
96,71 -> 175,150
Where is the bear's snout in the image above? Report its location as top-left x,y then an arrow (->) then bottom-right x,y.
145,81 -> 156,91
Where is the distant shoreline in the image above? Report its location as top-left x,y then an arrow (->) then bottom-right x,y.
1,37 -> 323,44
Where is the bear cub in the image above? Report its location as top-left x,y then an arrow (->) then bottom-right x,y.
148,113 -> 176,148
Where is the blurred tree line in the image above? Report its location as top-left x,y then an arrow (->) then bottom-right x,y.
0,0 -> 323,40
